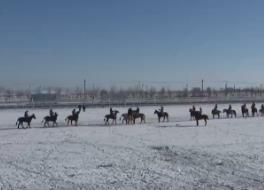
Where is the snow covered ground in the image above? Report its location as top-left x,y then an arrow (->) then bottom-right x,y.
1,104 -> 264,189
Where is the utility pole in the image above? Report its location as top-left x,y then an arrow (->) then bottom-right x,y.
225,82 -> 228,97
83,79 -> 86,99
201,79 -> 204,97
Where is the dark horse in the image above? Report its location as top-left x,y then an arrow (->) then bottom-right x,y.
16,114 -> 36,129
132,112 -> 146,124
120,113 -> 128,124
223,109 -> 236,118
193,111 -> 208,126
42,112 -> 58,127
259,106 -> 264,116
251,106 -> 258,117
104,110 -> 119,125
211,109 -> 221,119
154,110 -> 169,122
65,110 -> 81,126
241,105 -> 249,118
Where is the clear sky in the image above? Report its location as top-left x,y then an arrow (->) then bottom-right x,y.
1,0 -> 264,89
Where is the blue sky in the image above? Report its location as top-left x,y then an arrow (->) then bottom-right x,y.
1,0 -> 264,89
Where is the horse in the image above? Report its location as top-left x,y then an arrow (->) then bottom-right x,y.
65,110 -> 81,126
259,107 -> 264,116
104,110 -> 119,125
16,114 -> 36,129
223,109 -> 236,118
120,113 -> 129,124
251,107 -> 258,117
241,106 -> 249,118
193,111 -> 208,126
211,109 -> 221,119
154,110 -> 169,122
42,112 -> 58,127
132,112 -> 146,124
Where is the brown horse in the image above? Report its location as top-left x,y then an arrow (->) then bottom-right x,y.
193,111 -> 208,126
42,112 -> 58,127
65,110 -> 81,126
154,110 -> 169,122
104,110 -> 119,125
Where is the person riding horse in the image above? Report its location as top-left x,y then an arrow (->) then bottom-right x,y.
192,105 -> 196,111
72,109 -> 76,116
260,104 -> 264,116
159,106 -> 164,114
213,104 -> 218,111
110,107 -> 114,116
241,103 -> 248,117
251,102 -> 257,117
24,110 -> 29,119
49,109 -> 54,117
228,104 -> 232,111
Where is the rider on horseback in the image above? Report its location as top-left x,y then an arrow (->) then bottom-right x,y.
159,106 -> 164,114
199,107 -> 203,114
192,105 -> 196,111
251,102 -> 256,109
228,104 -> 232,111
72,109 -> 76,116
49,109 -> 54,117
136,107 -> 140,113
214,104 -> 218,111
24,110 -> 29,119
110,107 -> 113,116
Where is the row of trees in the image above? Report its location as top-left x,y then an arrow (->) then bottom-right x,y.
0,85 -> 264,103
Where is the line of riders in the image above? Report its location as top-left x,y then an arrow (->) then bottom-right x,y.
15,102 -> 264,129
16,105 -> 169,128
189,102 -> 264,126
16,104 -> 86,129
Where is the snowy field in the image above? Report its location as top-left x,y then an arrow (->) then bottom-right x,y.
1,104 -> 264,189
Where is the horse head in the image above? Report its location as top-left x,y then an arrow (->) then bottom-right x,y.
32,114 -> 36,119
154,110 -> 158,114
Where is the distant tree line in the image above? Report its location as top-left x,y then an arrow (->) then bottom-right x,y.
0,84 -> 264,103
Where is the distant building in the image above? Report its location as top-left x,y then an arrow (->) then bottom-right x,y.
31,93 -> 57,102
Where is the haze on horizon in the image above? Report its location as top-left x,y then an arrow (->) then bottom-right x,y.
1,0 -> 264,89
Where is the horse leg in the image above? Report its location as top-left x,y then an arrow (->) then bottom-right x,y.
196,119 -> 199,126
205,119 -> 207,126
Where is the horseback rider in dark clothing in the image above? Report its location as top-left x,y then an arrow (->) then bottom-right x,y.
49,109 -> 54,117
110,107 -> 113,116
24,110 -> 29,118
82,104 -> 86,112
136,107 -> 140,113
251,102 -> 256,109
199,107 -> 203,114
228,104 -> 232,111
261,104 -> 264,110
72,109 -> 76,116
214,104 -> 218,111
192,105 -> 196,111
159,106 -> 164,113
